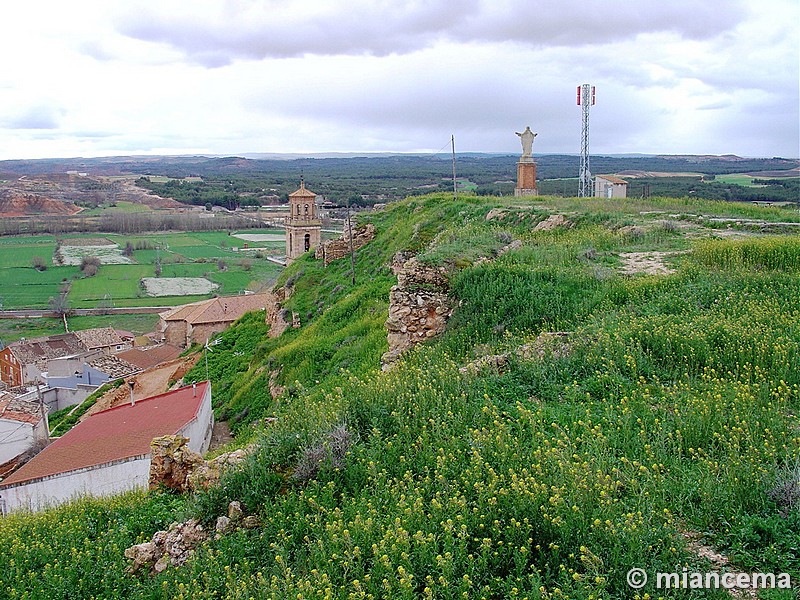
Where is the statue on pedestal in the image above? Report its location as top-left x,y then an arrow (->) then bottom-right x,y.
515,126 -> 537,159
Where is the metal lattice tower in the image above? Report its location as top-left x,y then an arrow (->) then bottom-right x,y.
577,84 -> 595,197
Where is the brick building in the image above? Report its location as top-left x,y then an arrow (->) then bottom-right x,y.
160,293 -> 274,348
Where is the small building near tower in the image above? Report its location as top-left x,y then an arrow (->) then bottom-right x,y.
594,175 -> 628,198
285,180 -> 321,264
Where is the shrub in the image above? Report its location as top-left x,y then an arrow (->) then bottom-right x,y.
80,256 -> 101,276
31,256 -> 47,271
292,424 -> 354,484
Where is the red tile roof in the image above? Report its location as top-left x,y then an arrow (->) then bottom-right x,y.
0,381 -> 210,487
9,333 -> 86,367
0,393 -> 42,426
74,327 -> 125,350
161,293 -> 272,325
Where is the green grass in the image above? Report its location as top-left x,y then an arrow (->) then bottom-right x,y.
67,313 -> 160,335
1,193 -> 798,599
68,264 -> 154,307
714,174 -> 762,187
693,236 -> 800,271
0,240 -> 58,268
79,201 -> 153,216
0,266 -> 76,309
0,314 -> 160,344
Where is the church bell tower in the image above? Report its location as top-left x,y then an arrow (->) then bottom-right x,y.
285,179 -> 321,264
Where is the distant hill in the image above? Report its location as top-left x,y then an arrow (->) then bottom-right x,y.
1,153 -> 797,209
0,153 -> 797,179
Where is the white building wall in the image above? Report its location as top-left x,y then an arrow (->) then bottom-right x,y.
0,419 -> 35,464
41,383 -> 101,413
594,177 -> 628,198
0,456 -> 150,514
178,384 -> 214,455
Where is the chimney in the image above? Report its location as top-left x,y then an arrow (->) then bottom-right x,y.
193,382 -> 197,397
128,379 -> 135,406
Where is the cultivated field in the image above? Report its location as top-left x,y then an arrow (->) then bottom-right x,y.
0,229 -> 285,311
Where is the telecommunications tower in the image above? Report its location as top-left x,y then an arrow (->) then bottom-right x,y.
577,83 -> 595,197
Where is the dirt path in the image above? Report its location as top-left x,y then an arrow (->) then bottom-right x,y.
208,421 -> 234,451
618,251 -> 681,275
83,353 -> 202,418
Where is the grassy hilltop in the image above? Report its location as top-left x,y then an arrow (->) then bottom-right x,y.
1,193 -> 799,599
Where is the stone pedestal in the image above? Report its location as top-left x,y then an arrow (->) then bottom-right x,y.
515,160 -> 538,196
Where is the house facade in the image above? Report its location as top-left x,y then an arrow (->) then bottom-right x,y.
0,333 -> 86,388
160,293 -> 273,348
0,381 -> 213,513
594,175 -> 629,198
0,393 -> 48,466
42,353 -> 139,412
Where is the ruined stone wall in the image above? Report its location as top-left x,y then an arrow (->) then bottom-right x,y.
381,257 -> 454,370
265,286 -> 299,338
164,321 -> 188,348
315,223 -> 376,266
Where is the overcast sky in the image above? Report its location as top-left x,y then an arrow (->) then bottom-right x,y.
1,0 -> 798,160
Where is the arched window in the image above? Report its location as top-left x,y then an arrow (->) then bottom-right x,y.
304,233 -> 311,251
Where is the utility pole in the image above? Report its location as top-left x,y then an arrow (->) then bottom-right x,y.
451,135 -> 458,201
578,84 -> 596,197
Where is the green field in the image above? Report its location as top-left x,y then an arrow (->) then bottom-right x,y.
0,236 -> 59,268
0,313 -> 161,345
78,201 -> 153,216
714,173 -> 765,187
0,230 -> 285,310
0,266 -> 77,309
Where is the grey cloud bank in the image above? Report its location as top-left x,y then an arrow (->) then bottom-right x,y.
0,0 -> 796,159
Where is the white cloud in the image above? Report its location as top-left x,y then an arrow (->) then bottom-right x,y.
114,0 -> 749,65
0,0 -> 795,159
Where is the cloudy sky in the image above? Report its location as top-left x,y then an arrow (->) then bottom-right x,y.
1,0 -> 797,160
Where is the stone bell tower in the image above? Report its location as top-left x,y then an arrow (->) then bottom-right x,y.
285,179 -> 321,264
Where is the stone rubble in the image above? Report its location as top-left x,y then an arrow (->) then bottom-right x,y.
459,332 -> 573,375
125,500 -> 263,575
149,435 -> 254,493
315,223 -> 376,266
148,435 -> 204,493
532,213 -> 572,232
125,519 -> 208,574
